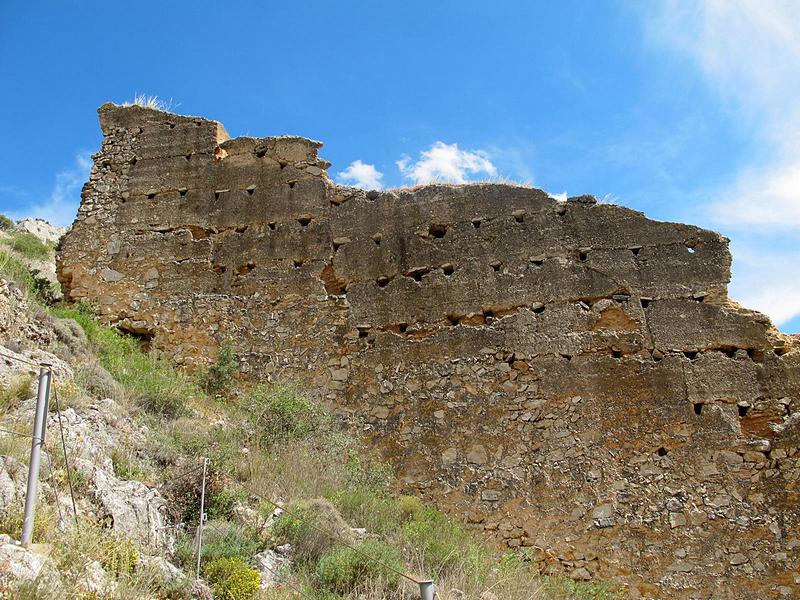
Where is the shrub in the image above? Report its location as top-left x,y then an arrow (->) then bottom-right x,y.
198,520 -> 262,564
27,268 -> 57,304
4,231 -> 52,260
112,446 -> 150,481
272,498 -> 352,565
0,214 -> 13,230
402,506 -> 486,576
208,487 -> 248,520
0,250 -> 37,296
203,339 -> 239,396
245,384 -> 323,444
0,503 -> 56,543
0,372 -> 33,414
329,488 -> 400,536
315,539 -> 403,595
203,557 -> 260,600
75,361 -> 123,400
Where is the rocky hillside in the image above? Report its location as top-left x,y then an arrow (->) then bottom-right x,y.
0,219 -> 616,599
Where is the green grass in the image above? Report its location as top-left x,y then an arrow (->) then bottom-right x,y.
243,383 -> 324,444
316,539 -> 403,595
50,303 -> 202,416
0,373 -> 33,415
0,214 -> 13,230
2,230 -> 52,260
0,249 -> 34,288
0,249 -> 58,303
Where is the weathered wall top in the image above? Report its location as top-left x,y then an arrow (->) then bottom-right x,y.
58,104 -> 800,598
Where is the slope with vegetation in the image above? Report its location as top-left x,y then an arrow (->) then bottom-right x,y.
0,215 -> 620,599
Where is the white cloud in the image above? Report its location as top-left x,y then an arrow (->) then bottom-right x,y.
645,1 -> 800,231
337,160 -> 384,190
710,160 -> 800,230
549,191 -> 567,202
397,142 -> 497,184
641,1 -> 800,328
11,152 -> 92,228
729,242 -> 800,327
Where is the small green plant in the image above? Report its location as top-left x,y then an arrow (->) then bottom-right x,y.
0,504 -> 55,543
315,539 -> 403,595
195,520 -> 262,565
208,487 -> 248,520
203,557 -> 260,600
204,339 -> 239,396
273,499 -> 352,564
0,372 -> 33,414
245,384 -> 323,444
4,231 -> 52,260
0,249 -> 34,288
402,506 -> 486,577
112,446 -> 150,481
0,214 -> 13,230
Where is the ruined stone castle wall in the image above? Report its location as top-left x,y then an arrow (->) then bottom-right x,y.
58,104 -> 800,598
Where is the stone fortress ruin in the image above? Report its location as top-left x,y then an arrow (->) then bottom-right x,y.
57,104 -> 800,598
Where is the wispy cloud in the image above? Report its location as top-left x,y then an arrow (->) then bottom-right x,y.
645,1 -> 800,230
642,1 -> 800,328
729,242 -> 800,327
397,142 -> 497,184
337,160 -> 384,190
10,152 -> 92,228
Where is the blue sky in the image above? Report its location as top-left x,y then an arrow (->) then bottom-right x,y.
1,1 -> 798,332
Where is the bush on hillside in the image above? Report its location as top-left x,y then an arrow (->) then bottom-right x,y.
203,338 -> 239,397
273,499 -> 353,565
0,214 -> 13,230
4,231 -> 51,260
0,373 -> 33,414
315,539 -> 403,595
203,557 -> 260,600
245,383 -> 323,444
0,250 -> 55,303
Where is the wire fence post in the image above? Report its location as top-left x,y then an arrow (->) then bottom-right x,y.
195,457 -> 209,579
21,364 -> 52,546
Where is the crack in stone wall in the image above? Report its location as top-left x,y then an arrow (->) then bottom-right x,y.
57,104 -> 800,599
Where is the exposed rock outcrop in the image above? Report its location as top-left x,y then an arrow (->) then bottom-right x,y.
57,103 -> 800,598
15,218 -> 65,245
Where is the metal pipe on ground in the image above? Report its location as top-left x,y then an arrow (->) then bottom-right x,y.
419,579 -> 437,600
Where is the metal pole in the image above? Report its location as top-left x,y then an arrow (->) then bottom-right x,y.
21,365 -> 52,546
195,457 -> 209,579
419,580 -> 437,600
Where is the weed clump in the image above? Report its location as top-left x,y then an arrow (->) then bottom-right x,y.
204,557 -> 261,600
3,231 -> 52,260
273,499 -> 353,565
0,373 -> 33,414
245,383 -> 323,444
316,539 -> 402,595
0,214 -> 13,230
203,338 -> 239,397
